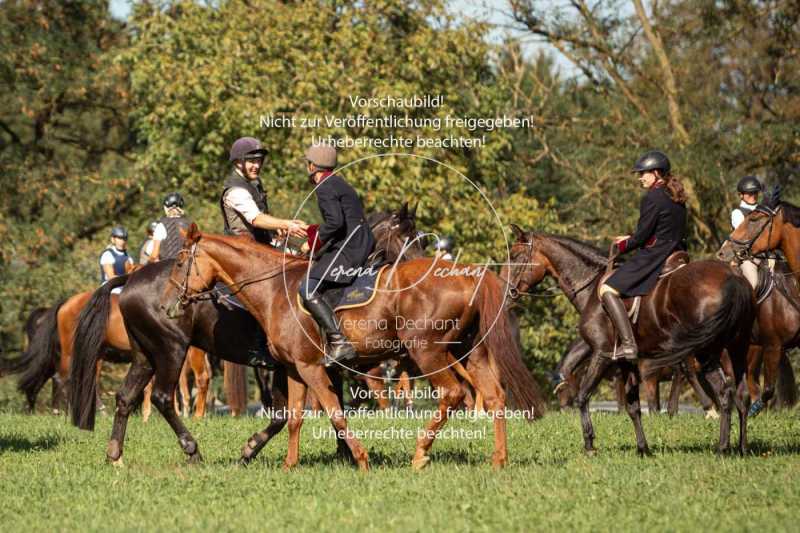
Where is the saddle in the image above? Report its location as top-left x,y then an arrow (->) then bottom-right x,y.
598,250 -> 691,325
297,263 -> 392,316
754,259 -> 776,305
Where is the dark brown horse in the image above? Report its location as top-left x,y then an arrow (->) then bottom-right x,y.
720,199 -> 800,414
72,225 -> 546,470
504,227 -> 754,455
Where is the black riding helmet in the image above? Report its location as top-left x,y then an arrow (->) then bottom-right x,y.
111,226 -> 128,240
163,192 -> 185,208
229,137 -> 268,162
632,150 -> 671,174
737,175 -> 762,194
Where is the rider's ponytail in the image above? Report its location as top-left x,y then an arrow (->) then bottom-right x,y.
662,173 -> 688,205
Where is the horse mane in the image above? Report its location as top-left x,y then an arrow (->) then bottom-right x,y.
779,201 -> 800,228
531,233 -> 607,292
200,233 -> 309,273
533,233 -> 607,267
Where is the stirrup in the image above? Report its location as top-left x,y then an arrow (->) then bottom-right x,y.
322,339 -> 358,367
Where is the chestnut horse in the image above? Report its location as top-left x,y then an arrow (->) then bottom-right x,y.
70,225 -> 546,470
504,227 -> 754,455
720,199 -> 800,414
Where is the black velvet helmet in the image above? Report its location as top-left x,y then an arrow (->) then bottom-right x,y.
736,175 -> 762,194
632,150 -> 671,174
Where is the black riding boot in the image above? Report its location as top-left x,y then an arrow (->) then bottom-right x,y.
303,295 -> 358,367
601,292 -> 638,361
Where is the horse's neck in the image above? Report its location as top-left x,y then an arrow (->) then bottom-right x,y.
781,227 -> 800,285
541,241 -> 601,312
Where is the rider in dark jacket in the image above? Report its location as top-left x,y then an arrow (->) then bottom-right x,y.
600,150 -> 688,361
299,143 -> 375,367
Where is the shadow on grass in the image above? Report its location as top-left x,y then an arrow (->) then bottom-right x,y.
614,440 -> 800,456
0,434 -> 62,454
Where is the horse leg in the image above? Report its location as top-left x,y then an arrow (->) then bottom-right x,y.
576,355 -> 612,455
408,351 -> 465,470
283,371 -> 308,470
614,374 -> 625,413
95,359 -> 105,413
364,366 -> 389,410
667,368 -> 683,417
150,363 -> 203,464
241,367 -> 289,465
750,344 -> 781,417
465,344 -> 507,468
703,363 -> 734,453
191,349 -> 211,419
107,355 -> 154,465
620,364 -> 650,455
294,361 -> 370,470
727,342 -> 750,455
745,345 -> 763,416
398,370 -> 413,408
178,355 -> 191,417
142,378 -> 153,423
687,368 -> 717,417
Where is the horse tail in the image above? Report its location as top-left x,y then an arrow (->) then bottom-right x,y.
776,354 -> 798,408
477,272 -> 546,420
647,275 -> 754,376
223,362 -> 248,416
70,275 -> 128,430
0,301 -> 65,411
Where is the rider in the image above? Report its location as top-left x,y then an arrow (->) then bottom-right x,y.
149,192 -> 192,262
138,222 -> 158,265
299,143 -> 375,367
99,226 -> 134,294
598,150 -> 688,361
731,175 -> 763,288
220,136 -> 308,243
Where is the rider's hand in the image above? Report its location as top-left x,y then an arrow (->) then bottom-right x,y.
286,220 -> 309,239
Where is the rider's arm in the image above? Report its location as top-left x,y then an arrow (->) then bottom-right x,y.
731,209 -> 744,230
148,223 -> 167,263
316,183 -> 345,243
618,193 -> 658,253
225,187 -> 306,236
100,250 -> 117,280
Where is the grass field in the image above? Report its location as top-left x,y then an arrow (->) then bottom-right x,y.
0,408 -> 798,532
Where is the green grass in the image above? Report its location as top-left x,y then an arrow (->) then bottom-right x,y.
0,409 -> 798,532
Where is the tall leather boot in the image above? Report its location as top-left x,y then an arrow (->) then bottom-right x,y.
601,292 -> 638,361
303,295 -> 358,367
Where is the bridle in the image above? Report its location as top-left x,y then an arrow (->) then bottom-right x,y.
729,205 -> 779,263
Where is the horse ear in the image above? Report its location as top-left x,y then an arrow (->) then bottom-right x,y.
410,202 -> 418,219
509,224 -> 526,242
182,222 -> 202,244
399,202 -> 409,219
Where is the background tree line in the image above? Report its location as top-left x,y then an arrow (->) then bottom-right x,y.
1,0 -> 797,385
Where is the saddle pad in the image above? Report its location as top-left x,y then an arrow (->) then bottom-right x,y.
297,264 -> 391,316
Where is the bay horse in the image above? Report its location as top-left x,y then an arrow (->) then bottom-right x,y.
503,227 -> 754,455
68,206 -> 443,466
70,224 -> 546,470
720,198 -> 800,414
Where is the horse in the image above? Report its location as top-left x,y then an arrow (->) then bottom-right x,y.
503,227 -> 754,455
70,222 -> 546,471
719,198 -> 800,414
67,206 -> 440,466
552,337 -> 718,417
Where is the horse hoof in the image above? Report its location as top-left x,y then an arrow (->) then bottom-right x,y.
187,452 -> 203,465
705,408 -> 720,420
412,455 -> 431,470
638,447 -> 653,458
282,461 -> 298,471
